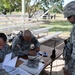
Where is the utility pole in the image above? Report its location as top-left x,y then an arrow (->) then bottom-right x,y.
22,0 -> 25,18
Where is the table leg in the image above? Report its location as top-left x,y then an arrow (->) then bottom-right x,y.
50,62 -> 53,75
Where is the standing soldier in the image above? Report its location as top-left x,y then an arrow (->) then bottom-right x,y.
63,1 -> 75,75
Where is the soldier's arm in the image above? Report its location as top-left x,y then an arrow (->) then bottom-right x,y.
12,36 -> 23,56
66,28 -> 75,74
32,36 -> 40,52
0,44 -> 12,62
12,36 -> 21,50
12,36 -> 29,56
0,54 -> 4,63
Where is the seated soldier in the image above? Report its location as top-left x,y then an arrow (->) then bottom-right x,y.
0,33 -> 11,62
12,30 -> 40,57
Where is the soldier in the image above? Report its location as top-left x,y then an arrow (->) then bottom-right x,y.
12,30 -> 40,57
0,69 -> 9,75
63,1 -> 75,75
0,33 -> 11,63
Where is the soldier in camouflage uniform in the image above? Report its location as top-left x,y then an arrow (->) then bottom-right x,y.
63,1 -> 75,75
12,30 -> 40,56
0,33 -> 11,63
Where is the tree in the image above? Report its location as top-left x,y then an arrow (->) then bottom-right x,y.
0,0 -> 40,16
40,0 -> 50,12
40,0 -> 64,13
0,0 -> 64,15
0,0 -> 21,14
25,0 -> 41,18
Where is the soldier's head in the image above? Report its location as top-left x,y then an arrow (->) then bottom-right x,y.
0,33 -> 7,49
23,30 -> 32,42
63,1 -> 75,24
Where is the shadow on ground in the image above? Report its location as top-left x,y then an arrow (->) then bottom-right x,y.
42,37 -> 64,50
40,37 -> 65,75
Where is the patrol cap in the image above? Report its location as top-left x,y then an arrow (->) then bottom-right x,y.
64,1 -> 75,18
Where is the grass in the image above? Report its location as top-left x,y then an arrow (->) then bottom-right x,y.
40,14 -> 73,38
0,13 -> 73,38
41,20 -> 72,32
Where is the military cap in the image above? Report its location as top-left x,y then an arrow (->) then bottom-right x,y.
64,1 -> 75,18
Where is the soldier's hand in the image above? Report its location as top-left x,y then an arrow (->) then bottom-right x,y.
63,68 -> 71,75
28,50 -> 36,56
35,47 -> 40,52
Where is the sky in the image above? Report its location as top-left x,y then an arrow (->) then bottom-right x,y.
64,0 -> 75,6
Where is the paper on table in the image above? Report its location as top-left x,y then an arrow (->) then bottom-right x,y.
19,58 -> 28,65
5,57 -> 17,67
19,62 -> 44,75
9,67 -> 31,75
2,53 -> 18,73
3,65 -> 15,73
2,53 -> 12,68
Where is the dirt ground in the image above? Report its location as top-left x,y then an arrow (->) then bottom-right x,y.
42,36 -> 64,50
41,35 -> 65,75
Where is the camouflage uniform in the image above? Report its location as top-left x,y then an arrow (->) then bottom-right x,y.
12,34 -> 40,56
0,69 -> 9,75
63,1 -> 75,75
0,44 -> 11,63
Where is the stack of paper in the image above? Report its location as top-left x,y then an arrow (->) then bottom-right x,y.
2,53 -> 44,75
2,53 -> 18,73
19,62 -> 44,75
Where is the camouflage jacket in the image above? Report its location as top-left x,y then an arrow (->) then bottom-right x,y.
64,24 -> 75,74
12,34 -> 40,56
0,44 -> 11,63
0,69 -> 9,75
